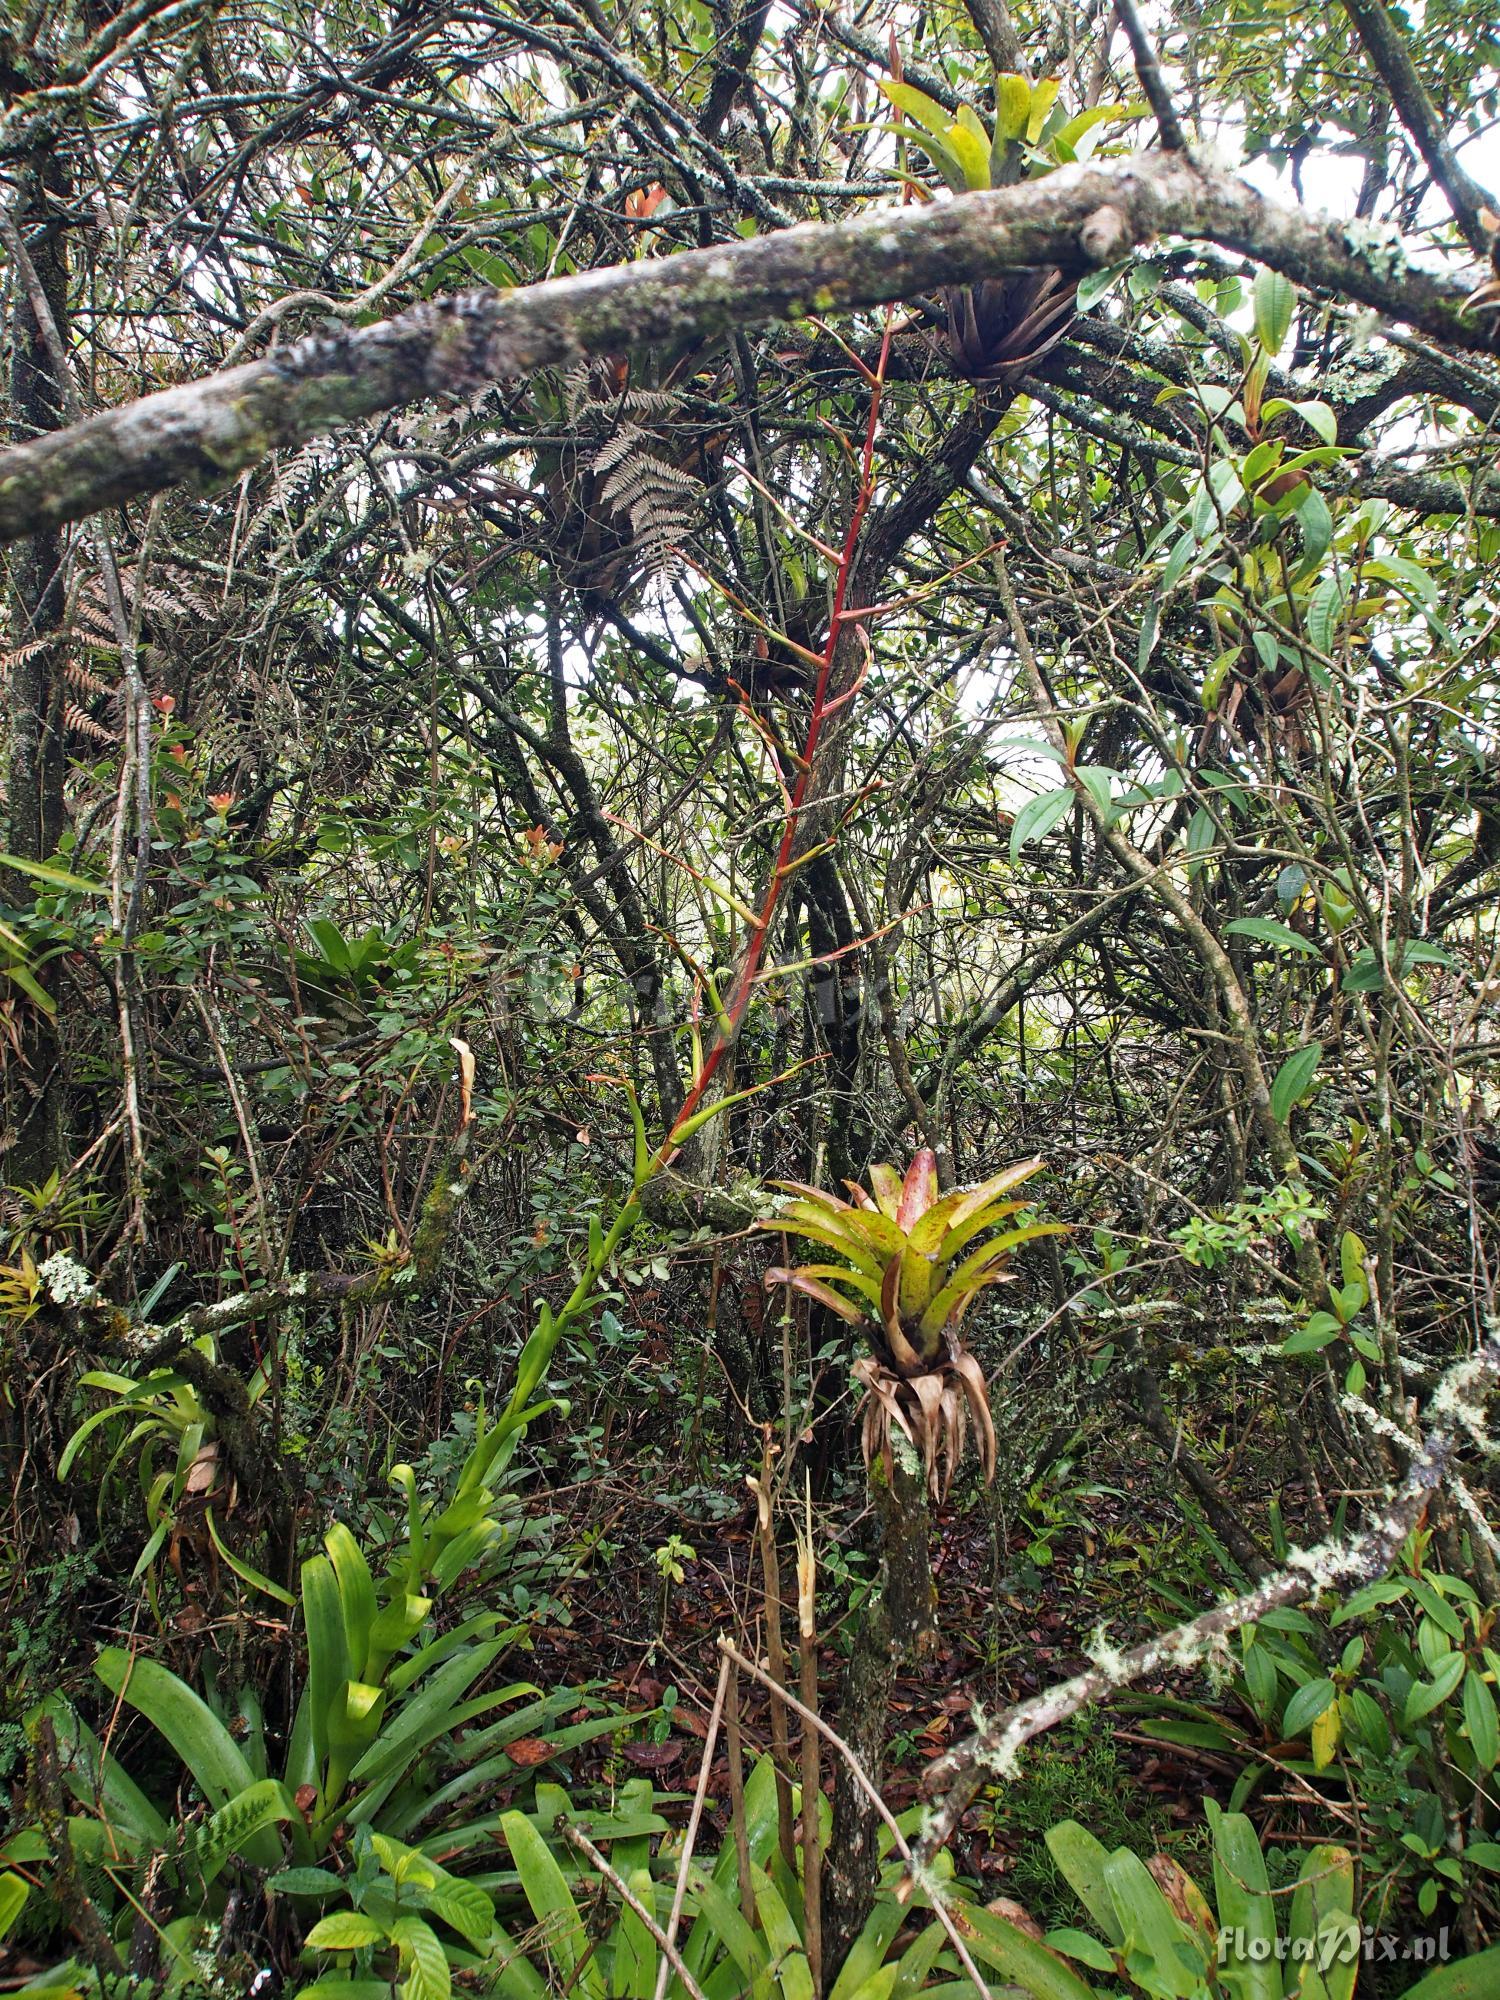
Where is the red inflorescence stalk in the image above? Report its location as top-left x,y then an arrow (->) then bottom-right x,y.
650,312 -> 897,1170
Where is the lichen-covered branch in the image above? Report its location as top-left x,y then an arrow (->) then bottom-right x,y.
0,150 -> 1493,545
904,1330 -> 1499,1885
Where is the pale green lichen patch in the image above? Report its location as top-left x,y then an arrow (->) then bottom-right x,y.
39,1250 -> 97,1306
1340,217 -> 1408,283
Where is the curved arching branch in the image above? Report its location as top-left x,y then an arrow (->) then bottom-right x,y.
0,150 -> 1492,546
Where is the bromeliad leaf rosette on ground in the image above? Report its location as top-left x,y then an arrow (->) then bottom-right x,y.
761,1151 -> 1063,1500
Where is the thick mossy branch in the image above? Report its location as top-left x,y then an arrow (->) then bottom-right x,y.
409,1127 -> 473,1285
0,151 -> 1493,544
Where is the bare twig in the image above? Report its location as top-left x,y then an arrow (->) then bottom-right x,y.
563,1824 -> 711,2000
1113,0 -> 1188,153
651,1650 -> 731,2000
717,1640 -> 991,2000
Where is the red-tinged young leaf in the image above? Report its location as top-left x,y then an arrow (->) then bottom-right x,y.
898,1148 -> 940,1230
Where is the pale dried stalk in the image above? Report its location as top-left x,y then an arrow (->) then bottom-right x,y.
724,1656 -> 756,1923
795,1483 -> 822,1999
650,1650 -> 730,2000
717,1640 -> 990,2000
749,1441 -> 797,1869
563,1823 -> 710,2000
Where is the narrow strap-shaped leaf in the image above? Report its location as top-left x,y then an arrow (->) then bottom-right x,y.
94,1649 -> 256,1812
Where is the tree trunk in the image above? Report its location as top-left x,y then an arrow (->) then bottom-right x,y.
3,140 -> 71,1184
822,1439 -> 935,1973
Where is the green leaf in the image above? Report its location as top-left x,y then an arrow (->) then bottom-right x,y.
306,918 -> 352,972
1137,597 -> 1160,670
1296,486 -> 1334,567
1223,917 -> 1322,957
1161,527 -> 1197,594
610,1863 -> 658,2000
0,957 -> 55,1012
1043,1821 -> 1123,1944
943,118 -> 990,189
752,1865 -> 814,2000
347,1640 -> 506,1790
205,1508 -> 296,1606
420,1876 -> 496,1948
960,1904 -> 1100,2000
301,1554 -> 350,1778
32,1696 -> 168,1847
0,1874 -> 28,1943
1339,1231 -> 1366,1291
1208,1805 -> 1278,2000
1102,1848 -> 1205,1995
501,1809 -> 598,1997
688,1872 -> 769,1989
1076,260 -> 1129,310
1241,1642 -> 1279,1719
1282,1678 -> 1336,1740
1401,1947 -> 1500,1998
876,82 -> 952,142
306,1912 -> 389,1950
294,1984 -> 394,2000
269,1867 -> 345,1896
1306,574 -> 1346,654
392,1915 -> 452,2000
1406,1652 -> 1466,1723
1341,949 -> 1383,993
1263,397 -> 1338,445
1253,267 -> 1296,355
1073,765 -> 1117,820
828,1896 -> 904,2000
884,128 -> 965,192
1463,1670 -> 1500,1769
193,1778 -> 295,1886
1288,1846 -> 1356,2000
94,1650 -> 261,1817
1241,438 -> 1284,487
994,73 -> 1031,144
1044,1927 -> 1117,1972
1280,1313 -> 1343,1356
0,853 -> 105,894
1270,1042 -> 1321,1125
326,1521 -> 378,1674
1026,79 -> 1060,143
1010,786 -> 1073,862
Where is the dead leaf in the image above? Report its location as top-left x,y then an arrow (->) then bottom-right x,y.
621,1740 -> 685,1769
506,1738 -> 557,1768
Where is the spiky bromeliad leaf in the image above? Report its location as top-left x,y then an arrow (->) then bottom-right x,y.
764,1267 -> 869,1324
